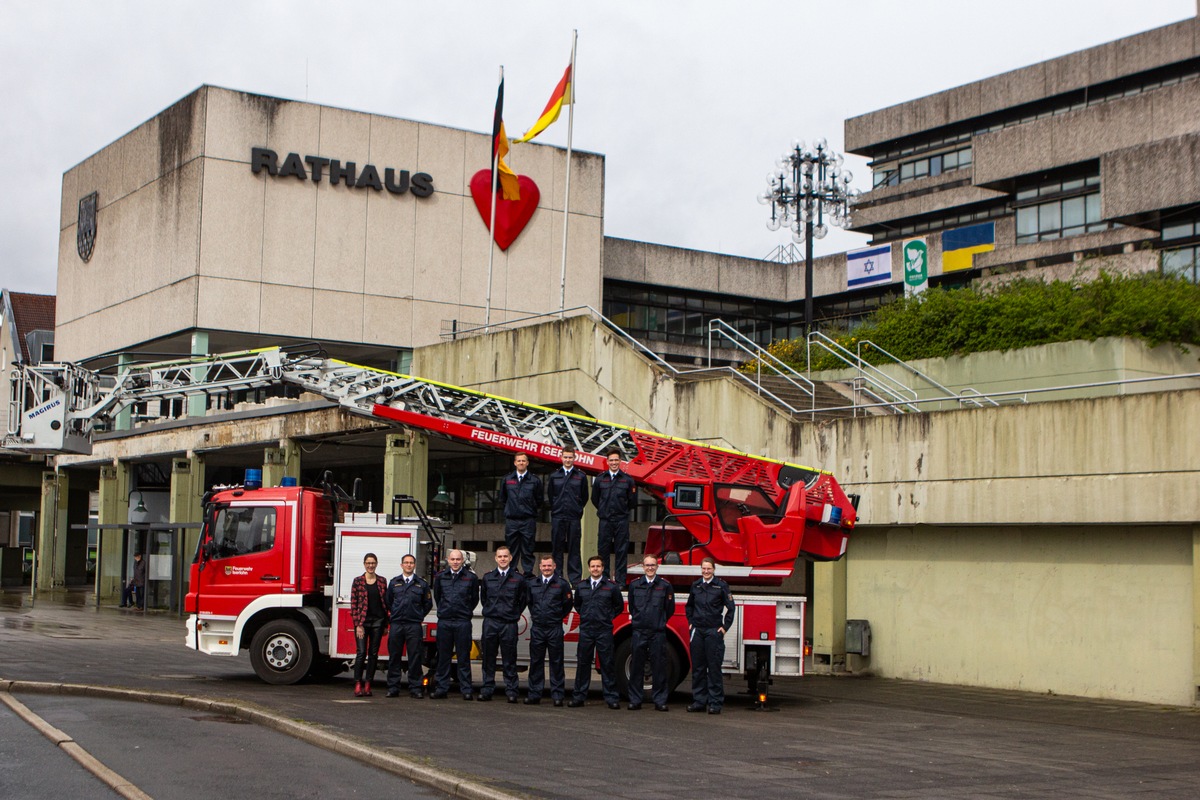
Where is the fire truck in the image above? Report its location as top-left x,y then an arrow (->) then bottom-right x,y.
6,345 -> 858,702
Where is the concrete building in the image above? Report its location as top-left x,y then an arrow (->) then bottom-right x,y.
845,12 -> 1200,291
10,11 -> 1200,706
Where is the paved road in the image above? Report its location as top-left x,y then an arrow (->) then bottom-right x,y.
3,592 -> 1200,799
1,701 -> 121,799
4,693 -> 441,800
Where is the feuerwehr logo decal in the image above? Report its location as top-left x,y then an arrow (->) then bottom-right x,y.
77,192 -> 98,262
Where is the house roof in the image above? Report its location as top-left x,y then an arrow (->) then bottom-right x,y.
5,292 -> 56,362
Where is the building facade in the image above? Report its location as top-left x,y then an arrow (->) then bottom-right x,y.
845,14 -> 1200,291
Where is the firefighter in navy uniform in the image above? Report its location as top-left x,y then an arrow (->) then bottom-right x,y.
498,453 -> 542,574
384,553 -> 434,698
524,555 -> 573,706
431,549 -> 481,700
625,555 -> 675,711
567,555 -> 625,709
478,545 -> 528,702
685,556 -> 737,714
591,449 -> 637,584
545,445 -> 589,584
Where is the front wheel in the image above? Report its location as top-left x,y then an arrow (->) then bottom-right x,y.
249,619 -> 314,685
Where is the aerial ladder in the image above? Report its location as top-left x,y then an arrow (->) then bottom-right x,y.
6,345 -> 858,583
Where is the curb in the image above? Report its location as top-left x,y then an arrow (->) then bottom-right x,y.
0,690 -> 152,800
0,679 -> 522,800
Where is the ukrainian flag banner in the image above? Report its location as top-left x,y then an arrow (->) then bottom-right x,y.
941,222 -> 995,272
846,244 -> 892,288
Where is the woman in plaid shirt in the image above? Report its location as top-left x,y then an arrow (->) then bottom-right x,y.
350,553 -> 388,696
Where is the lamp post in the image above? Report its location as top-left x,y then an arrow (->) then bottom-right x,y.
760,138 -> 857,336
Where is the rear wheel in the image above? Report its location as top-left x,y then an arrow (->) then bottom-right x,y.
614,636 -> 686,699
249,619 -> 314,685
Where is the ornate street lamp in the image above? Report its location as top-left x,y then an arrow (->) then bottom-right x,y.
760,138 -> 858,335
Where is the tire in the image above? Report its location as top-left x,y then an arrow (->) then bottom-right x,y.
249,619 -> 314,685
614,636 -> 686,699
614,637 -> 634,699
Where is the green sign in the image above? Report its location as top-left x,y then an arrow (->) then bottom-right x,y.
903,238 -> 928,296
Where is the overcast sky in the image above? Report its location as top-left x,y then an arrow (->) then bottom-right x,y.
1,0 -> 1195,295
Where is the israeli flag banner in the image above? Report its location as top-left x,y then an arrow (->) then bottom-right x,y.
847,244 -> 892,288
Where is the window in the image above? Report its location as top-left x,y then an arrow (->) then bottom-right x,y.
873,146 -> 971,188
714,486 -> 778,532
875,203 -> 1007,244
866,59 -> 1200,166
209,506 -> 277,559
1014,171 -> 1111,244
1163,246 -> 1200,282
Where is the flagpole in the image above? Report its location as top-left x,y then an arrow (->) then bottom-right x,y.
558,31 -> 577,318
486,66 -> 502,332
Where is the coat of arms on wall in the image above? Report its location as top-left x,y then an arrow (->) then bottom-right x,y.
77,191 -> 98,262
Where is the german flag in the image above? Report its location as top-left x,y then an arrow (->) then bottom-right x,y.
492,77 -> 520,200
515,64 -> 572,144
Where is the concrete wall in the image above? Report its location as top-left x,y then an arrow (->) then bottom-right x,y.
56,86 -> 605,361
845,17 -> 1200,152
973,78 -> 1200,186
814,337 -> 1200,407
849,524 -> 1194,706
603,237 -> 852,307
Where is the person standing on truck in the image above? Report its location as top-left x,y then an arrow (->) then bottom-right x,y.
478,545 -> 528,703
685,556 -> 737,715
568,555 -> 624,709
592,449 -> 637,585
431,549 -> 481,701
546,446 -> 589,584
625,555 -> 675,711
524,555 -> 573,706
498,453 -> 542,574
350,553 -> 388,697
120,551 -> 147,609
385,553 -> 433,699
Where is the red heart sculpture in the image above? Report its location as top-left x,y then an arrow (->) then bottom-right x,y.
469,170 -> 540,250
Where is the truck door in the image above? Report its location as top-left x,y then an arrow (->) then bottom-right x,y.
194,501 -> 290,618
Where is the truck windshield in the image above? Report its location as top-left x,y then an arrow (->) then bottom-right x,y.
209,506 -> 278,559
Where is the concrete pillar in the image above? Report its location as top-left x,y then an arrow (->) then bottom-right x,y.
580,508 -> 599,568
397,349 -> 413,374
383,432 -> 429,508
96,462 -> 130,601
812,557 -> 847,672
114,354 -> 132,431
1193,525 -> 1200,705
262,440 -> 299,488
188,331 -> 209,418
37,470 -> 69,590
170,453 -> 206,586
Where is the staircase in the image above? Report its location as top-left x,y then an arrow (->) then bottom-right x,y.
754,374 -> 888,421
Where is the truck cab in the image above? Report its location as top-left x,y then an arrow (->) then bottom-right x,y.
185,483 -> 337,684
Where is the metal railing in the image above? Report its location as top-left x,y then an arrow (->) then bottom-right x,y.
440,306 -> 818,416
796,371 -> 1200,416
707,319 -> 815,413
856,339 -> 1001,408
807,332 -> 920,413
438,306 -> 1200,419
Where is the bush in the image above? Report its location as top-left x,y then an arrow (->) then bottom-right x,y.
744,272 -> 1200,373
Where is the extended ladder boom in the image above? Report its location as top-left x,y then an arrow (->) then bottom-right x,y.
6,346 -> 857,580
